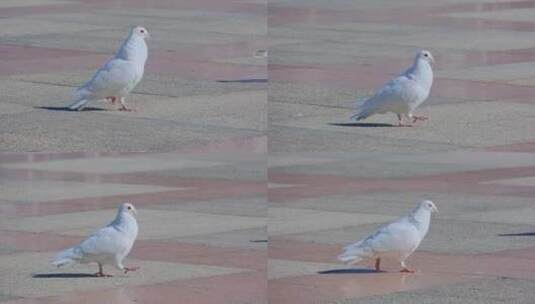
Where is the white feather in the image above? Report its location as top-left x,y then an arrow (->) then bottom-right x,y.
338,200 -> 437,268
52,203 -> 138,272
351,50 -> 434,122
68,26 -> 149,111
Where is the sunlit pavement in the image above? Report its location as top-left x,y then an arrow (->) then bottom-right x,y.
268,151 -> 535,303
268,0 -> 535,302
0,147 -> 266,303
269,0 -> 535,153
0,0 -> 266,152
3,0 -> 535,303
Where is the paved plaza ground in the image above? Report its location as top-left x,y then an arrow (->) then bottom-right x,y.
268,0 -> 535,303
0,0 -> 266,152
2,0 -> 535,303
270,0 -> 535,153
0,148 -> 266,303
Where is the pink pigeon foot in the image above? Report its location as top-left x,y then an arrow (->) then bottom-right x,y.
412,115 -> 428,123
400,267 -> 416,273
124,266 -> 140,274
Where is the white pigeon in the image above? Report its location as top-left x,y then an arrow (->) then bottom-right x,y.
351,50 -> 434,127
68,26 -> 149,111
52,203 -> 139,277
338,200 -> 438,273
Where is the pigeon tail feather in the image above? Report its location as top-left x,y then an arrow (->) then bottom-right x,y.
68,98 -> 88,111
351,108 -> 371,121
52,247 -> 79,267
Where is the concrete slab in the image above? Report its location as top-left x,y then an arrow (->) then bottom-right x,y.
0,252 -> 245,298
270,101 -> 535,152
0,180 -> 182,202
2,154 -> 221,174
149,197 -> 267,218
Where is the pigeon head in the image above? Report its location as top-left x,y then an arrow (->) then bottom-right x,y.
416,50 -> 434,65
131,26 -> 150,39
120,202 -> 137,217
419,200 -> 438,213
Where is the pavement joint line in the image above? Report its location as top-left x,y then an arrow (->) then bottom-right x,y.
270,99 -> 353,109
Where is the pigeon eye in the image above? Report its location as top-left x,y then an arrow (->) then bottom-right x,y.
424,53 -> 428,57
127,206 -> 132,210
140,29 -> 145,33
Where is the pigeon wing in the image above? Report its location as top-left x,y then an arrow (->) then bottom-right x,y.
77,225 -> 131,258
76,59 -> 137,99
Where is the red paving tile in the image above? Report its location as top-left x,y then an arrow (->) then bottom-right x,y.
115,0 -> 265,15
0,53 -> 108,76
269,238 -> 340,264
147,52 -> 265,80
0,0 -> 264,18
269,166 -> 535,203
133,240 -> 265,271
0,151 -> 141,164
0,230 -> 81,253
0,45 -> 264,80
484,142 -> 535,152
269,1 -> 535,32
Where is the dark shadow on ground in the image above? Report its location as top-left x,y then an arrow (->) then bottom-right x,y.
35,106 -> 106,112
217,79 -> 267,83
250,239 -> 268,243
33,273 -> 97,278
328,122 -> 394,128
318,268 -> 380,274
498,232 -> 535,237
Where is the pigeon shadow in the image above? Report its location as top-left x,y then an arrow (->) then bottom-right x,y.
328,122 -> 394,128
318,268 -> 380,274
498,232 -> 535,237
33,273 -> 97,279
35,106 -> 107,112
249,239 -> 268,243
217,78 -> 268,84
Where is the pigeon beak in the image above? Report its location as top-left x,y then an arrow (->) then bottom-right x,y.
433,205 -> 438,213
430,55 -> 435,65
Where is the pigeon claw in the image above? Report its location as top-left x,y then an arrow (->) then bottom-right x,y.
412,115 -> 428,123
400,268 -> 416,273
124,266 -> 140,274
374,258 -> 381,272
118,106 -> 135,112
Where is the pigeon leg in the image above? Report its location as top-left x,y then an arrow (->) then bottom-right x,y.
400,261 -> 416,273
118,97 -> 135,112
374,258 -> 381,272
95,263 -> 113,277
400,268 -> 416,273
396,114 -> 412,127
124,266 -> 140,274
412,115 -> 428,123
